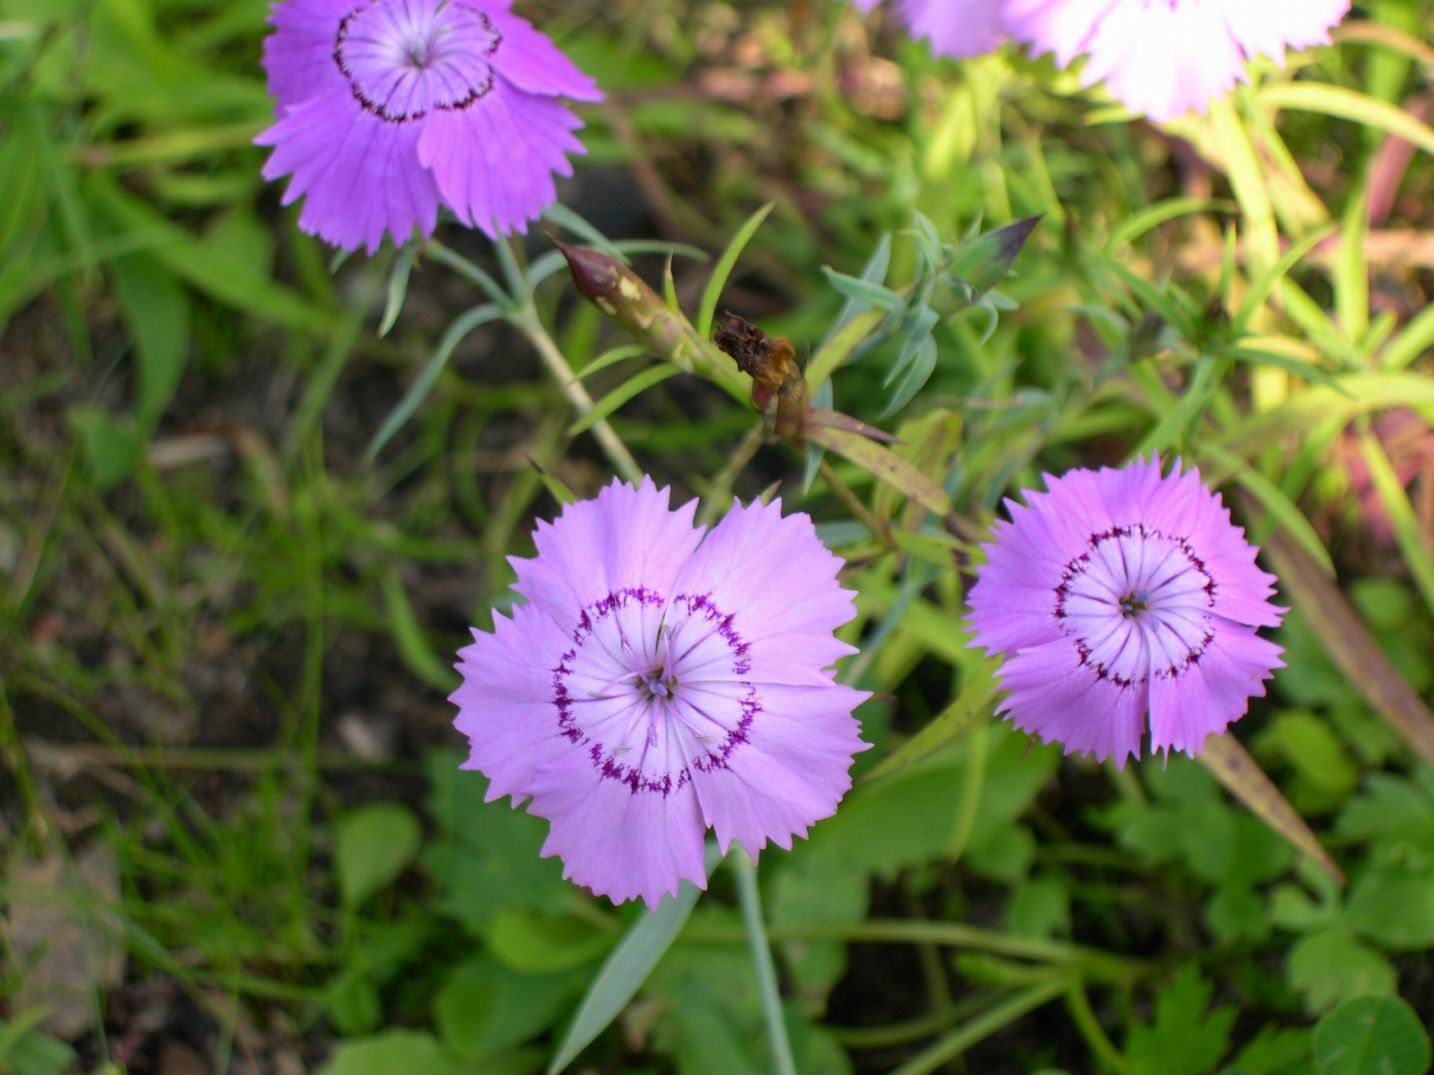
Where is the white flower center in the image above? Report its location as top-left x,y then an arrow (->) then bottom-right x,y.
552,589 -> 757,795
1054,525 -> 1217,686
334,1 -> 502,123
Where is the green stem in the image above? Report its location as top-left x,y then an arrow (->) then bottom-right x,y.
732,850 -> 797,1075
515,309 -> 644,486
681,918 -> 1141,985
888,974 -> 1072,1075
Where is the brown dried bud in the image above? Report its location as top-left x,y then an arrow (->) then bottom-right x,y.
713,312 -> 809,443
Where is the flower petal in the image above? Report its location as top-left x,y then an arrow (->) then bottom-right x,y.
687,681 -> 869,856
508,479 -> 704,634
1148,622 -> 1285,755
256,90 -> 440,252
527,763 -> 708,908
487,5 -> 604,101
416,77 -> 586,238
997,636 -> 1149,766
262,0 -> 352,111
451,602 -> 574,804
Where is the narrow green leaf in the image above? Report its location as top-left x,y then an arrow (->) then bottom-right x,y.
547,872 -> 708,1074
866,658 -> 1000,782
820,268 -> 907,314
365,304 -> 503,463
568,365 -> 680,437
1381,302 -> 1434,371
805,425 -> 953,517
575,344 -> 647,382
1198,444 -> 1335,576
1233,224 -> 1337,332
381,567 -> 459,692
379,243 -> 419,337
1261,528 -> 1434,767
806,306 -> 886,393
1334,183 -> 1370,344
1358,432 -> 1434,617
697,201 -> 774,340
1259,82 -> 1434,159
1108,197 -> 1229,248
1199,733 -> 1343,884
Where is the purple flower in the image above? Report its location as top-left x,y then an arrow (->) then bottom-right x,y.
452,480 -> 870,908
1003,0 -> 1351,121
256,0 -> 602,252
968,458 -> 1285,766
852,0 -> 1007,59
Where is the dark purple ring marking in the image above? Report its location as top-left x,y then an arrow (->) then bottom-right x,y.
551,588 -> 758,797
333,2 -> 502,124
1053,524 -> 1216,689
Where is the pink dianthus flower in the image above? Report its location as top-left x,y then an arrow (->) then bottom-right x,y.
452,480 -> 870,908
256,0 -> 602,252
851,0 -> 1008,59
968,457 -> 1284,766
1003,0 -> 1351,121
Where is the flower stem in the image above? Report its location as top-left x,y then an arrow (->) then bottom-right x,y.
514,309 -> 644,487
731,850 -> 797,1075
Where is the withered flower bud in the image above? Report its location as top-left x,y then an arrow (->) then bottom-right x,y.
713,313 -> 809,443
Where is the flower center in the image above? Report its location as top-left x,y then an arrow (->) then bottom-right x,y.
1054,525 -> 1217,687
551,589 -> 758,796
334,1 -> 502,124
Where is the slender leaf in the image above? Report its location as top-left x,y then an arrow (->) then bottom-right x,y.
697,201 -> 774,340
365,304 -> 503,463
1259,83 -> 1434,159
805,425 -> 953,517
1261,528 -> 1434,767
806,306 -> 886,392
547,862 -> 713,1074
1199,733 -> 1343,884
568,365 -> 680,437
379,243 -> 419,337
1359,432 -> 1434,617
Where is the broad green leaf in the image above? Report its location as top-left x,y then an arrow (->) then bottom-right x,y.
316,1032 -> 464,1075
436,956 -> 581,1061
1126,966 -> 1236,1075
111,251 -> 190,430
696,201 -> 774,339
1287,929 -> 1397,1013
1312,996 -> 1432,1075
335,803 -> 421,907
485,909 -> 612,974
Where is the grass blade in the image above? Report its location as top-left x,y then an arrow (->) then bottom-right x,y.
1261,527 -> 1434,767
1199,733 -> 1343,884
696,201 -> 774,340
547,865 -> 712,1074
1358,431 -> 1434,617
568,365 -> 680,437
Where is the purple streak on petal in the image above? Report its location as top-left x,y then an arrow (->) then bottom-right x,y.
689,681 -> 870,857
508,478 -> 703,638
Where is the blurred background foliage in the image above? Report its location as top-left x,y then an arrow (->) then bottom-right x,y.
3,0 -> 1434,1072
